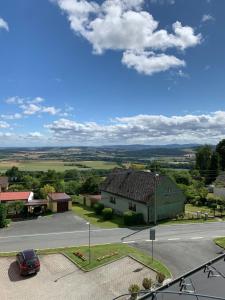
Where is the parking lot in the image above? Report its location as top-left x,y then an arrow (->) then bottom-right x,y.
0,254 -> 156,300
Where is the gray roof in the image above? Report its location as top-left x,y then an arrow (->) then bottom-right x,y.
141,253 -> 225,300
101,169 -> 162,203
0,176 -> 8,187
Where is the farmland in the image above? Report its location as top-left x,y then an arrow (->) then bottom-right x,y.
0,160 -> 119,172
0,145 -> 196,173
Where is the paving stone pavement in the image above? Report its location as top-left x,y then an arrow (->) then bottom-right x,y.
0,254 -> 157,300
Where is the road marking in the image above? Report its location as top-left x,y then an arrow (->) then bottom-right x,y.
167,238 -> 180,241
190,237 -> 204,240
0,228 -> 123,240
145,239 -> 158,242
122,241 -> 135,244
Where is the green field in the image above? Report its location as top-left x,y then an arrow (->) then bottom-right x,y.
0,160 -> 119,172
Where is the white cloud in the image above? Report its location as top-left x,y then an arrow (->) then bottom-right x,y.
21,103 -> 41,115
0,121 -> 10,128
202,14 -> 214,23
26,132 -> 43,138
5,96 -> 61,116
5,96 -> 25,105
44,111 -> 225,145
122,50 -> 185,75
150,0 -> 175,4
42,106 -> 61,115
0,18 -> 9,31
53,0 -> 201,75
1,113 -> 22,120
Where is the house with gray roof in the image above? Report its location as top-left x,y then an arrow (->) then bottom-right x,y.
100,169 -> 185,223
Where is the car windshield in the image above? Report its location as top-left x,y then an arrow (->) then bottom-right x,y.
23,251 -> 36,261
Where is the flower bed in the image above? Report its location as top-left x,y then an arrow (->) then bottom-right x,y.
74,251 -> 87,261
97,251 -> 119,261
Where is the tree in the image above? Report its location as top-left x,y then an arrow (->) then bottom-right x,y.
216,139 -> 225,170
5,166 -> 21,182
65,181 -> 81,195
207,151 -> 220,184
195,145 -> 212,176
173,171 -> 192,186
0,204 -> 7,228
40,184 -> 55,198
80,176 -> 102,194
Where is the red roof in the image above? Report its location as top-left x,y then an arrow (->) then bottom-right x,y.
48,192 -> 71,201
0,192 -> 32,202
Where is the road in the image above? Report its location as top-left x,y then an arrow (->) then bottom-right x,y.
0,217 -> 225,252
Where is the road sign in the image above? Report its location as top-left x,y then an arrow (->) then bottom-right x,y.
150,229 -> 155,241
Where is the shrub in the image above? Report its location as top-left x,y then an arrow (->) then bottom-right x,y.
0,204 -> 7,228
94,203 -> 104,215
123,211 -> 144,226
102,207 -> 113,220
156,273 -> 165,284
142,277 -> 152,290
128,284 -> 140,300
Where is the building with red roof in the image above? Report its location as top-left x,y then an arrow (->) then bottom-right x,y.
0,191 -> 34,203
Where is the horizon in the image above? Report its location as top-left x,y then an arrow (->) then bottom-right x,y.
0,0 -> 225,146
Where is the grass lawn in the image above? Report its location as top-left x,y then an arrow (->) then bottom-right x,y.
0,243 -> 170,278
214,237 -> 225,249
72,204 -> 125,228
72,203 -> 222,228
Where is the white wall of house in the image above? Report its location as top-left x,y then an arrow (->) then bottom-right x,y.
28,192 -> 34,202
101,191 -> 149,222
214,187 -> 225,198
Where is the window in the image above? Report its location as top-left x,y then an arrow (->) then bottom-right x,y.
129,202 -> 136,212
110,196 -> 116,204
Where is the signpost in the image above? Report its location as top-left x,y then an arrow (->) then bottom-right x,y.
150,229 -> 155,263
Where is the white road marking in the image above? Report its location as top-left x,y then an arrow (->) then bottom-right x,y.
122,241 -> 135,244
190,237 -> 204,240
167,238 -> 181,241
0,228 -> 121,240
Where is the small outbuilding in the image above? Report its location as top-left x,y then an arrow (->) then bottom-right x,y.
0,177 -> 9,192
47,192 -> 72,213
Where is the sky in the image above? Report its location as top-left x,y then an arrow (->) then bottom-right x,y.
0,0 -> 225,146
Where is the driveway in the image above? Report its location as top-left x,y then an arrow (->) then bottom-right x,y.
134,239 -> 223,278
0,212 -> 89,237
0,254 -> 156,300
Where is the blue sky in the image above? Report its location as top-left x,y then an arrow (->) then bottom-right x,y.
0,0 -> 225,146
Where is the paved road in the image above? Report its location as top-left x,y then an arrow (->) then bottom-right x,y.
0,214 -> 225,252
133,239 -> 223,278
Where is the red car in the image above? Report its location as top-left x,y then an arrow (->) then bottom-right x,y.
16,249 -> 40,276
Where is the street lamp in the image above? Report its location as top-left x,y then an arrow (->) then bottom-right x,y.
86,222 -> 91,264
154,173 -> 159,225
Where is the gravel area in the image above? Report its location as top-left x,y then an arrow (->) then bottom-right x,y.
0,254 -> 156,300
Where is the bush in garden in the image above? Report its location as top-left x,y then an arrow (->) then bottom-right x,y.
156,273 -> 165,284
123,211 -> 144,226
128,283 -> 140,300
102,208 -> 113,220
142,277 -> 152,290
94,203 -> 104,215
0,204 -> 7,228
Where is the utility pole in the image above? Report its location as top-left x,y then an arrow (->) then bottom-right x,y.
87,222 -> 91,264
154,173 -> 159,225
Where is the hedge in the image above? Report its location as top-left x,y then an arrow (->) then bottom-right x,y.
102,208 -> 113,220
123,211 -> 144,226
94,203 -> 104,215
